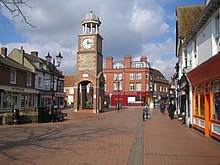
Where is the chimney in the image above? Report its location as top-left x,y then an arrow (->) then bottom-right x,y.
1,47 -> 7,57
106,56 -> 113,69
124,55 -> 131,68
140,56 -> 147,62
31,51 -> 38,57
20,46 -> 25,65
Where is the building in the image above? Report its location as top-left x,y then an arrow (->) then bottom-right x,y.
73,11 -> 105,113
175,0 -> 220,140
64,75 -> 74,106
0,47 -> 37,112
103,55 -> 169,107
8,46 -> 65,110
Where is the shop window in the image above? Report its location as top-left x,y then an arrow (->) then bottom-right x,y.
212,79 -> 220,120
21,94 -> 28,107
206,82 -> 210,93
199,84 -> 205,117
194,86 -> 198,116
28,94 -> 34,106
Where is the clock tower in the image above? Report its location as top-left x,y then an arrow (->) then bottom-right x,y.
74,11 -> 104,113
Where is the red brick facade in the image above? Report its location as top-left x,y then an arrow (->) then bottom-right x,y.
103,55 -> 169,106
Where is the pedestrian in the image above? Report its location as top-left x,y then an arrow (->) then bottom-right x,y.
167,100 -> 176,120
160,101 -> 166,114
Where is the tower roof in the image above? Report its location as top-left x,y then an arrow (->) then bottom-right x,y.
81,11 -> 101,26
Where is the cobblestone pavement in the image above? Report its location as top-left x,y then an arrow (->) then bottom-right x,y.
0,106 -> 220,165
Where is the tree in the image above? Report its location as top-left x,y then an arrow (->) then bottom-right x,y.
0,0 -> 35,27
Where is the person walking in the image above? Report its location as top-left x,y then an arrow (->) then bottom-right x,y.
160,101 -> 166,114
167,100 -> 176,120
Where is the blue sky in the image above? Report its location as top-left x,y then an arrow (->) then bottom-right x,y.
0,0 -> 205,80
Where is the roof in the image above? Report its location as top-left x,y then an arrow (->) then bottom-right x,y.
176,5 -> 205,38
64,75 -> 74,87
81,11 -> 101,25
0,54 -> 33,73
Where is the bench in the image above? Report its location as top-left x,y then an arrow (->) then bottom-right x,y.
51,109 -> 67,122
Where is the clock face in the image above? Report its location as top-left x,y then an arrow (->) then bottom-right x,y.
82,38 -> 93,49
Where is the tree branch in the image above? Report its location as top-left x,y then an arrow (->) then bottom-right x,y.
0,0 -> 35,27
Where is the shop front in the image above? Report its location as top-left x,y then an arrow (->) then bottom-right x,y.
187,53 -> 220,140
0,85 -> 37,112
105,91 -> 150,106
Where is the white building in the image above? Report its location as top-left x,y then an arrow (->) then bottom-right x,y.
176,0 -> 220,140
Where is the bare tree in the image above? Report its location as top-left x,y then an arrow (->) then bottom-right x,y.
0,0 -> 35,27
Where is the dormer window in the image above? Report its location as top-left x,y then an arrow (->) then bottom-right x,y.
113,62 -> 124,69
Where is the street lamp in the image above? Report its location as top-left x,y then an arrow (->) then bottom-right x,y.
45,52 -> 63,122
115,77 -> 122,111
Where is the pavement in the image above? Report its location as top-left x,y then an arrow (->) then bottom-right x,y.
0,106 -> 219,165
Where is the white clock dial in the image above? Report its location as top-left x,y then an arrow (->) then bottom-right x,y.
82,38 -> 93,49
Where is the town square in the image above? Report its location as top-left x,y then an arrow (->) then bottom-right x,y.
0,0 -> 220,164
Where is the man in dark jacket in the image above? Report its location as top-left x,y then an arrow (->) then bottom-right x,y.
160,101 -> 166,114
167,100 -> 176,120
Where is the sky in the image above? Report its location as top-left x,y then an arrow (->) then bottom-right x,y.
0,0 -> 205,80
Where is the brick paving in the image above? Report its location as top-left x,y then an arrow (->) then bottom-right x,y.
0,106 -> 219,165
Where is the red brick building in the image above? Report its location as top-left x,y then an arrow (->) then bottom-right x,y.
103,55 -> 169,107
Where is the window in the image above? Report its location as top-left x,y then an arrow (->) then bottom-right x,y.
194,86 -> 198,116
212,80 -> 220,120
159,85 -> 162,92
38,77 -> 42,86
146,84 -> 149,91
136,63 -> 142,68
118,74 -> 122,80
136,73 -> 141,80
136,83 -> 142,91
104,84 -> 106,91
130,84 -> 135,91
215,14 -> 220,39
154,84 -> 157,92
114,74 -> 117,80
69,88 -> 74,94
10,69 -> 16,84
146,74 -> 148,80
113,62 -> 124,69
114,83 -> 117,90
27,73 -> 32,86
130,74 -> 135,80
199,84 -> 205,117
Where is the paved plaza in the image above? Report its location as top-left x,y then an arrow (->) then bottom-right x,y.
0,106 -> 220,165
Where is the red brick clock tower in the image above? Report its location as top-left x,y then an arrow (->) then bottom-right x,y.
74,11 -> 104,113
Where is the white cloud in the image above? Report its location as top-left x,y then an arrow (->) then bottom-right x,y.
139,38 -> 177,80
1,0 -> 175,78
129,5 -> 169,39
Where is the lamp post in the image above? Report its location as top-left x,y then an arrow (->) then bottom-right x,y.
45,52 -> 63,122
115,77 -> 122,111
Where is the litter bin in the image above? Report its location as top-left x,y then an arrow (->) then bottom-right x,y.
12,109 -> 19,124
38,107 -> 49,123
